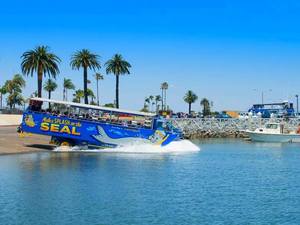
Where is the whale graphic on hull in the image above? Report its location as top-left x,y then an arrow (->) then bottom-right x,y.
92,126 -> 152,146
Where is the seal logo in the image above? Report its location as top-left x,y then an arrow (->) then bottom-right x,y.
24,115 -> 36,127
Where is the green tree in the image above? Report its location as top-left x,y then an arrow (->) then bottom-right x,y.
63,78 -> 75,101
184,90 -> 198,115
44,79 -> 57,108
70,49 -> 101,104
21,46 -> 60,98
200,98 -> 211,117
103,103 -> 115,108
140,106 -> 149,112
105,54 -> 131,108
94,73 -> 103,106
73,89 -> 84,103
3,74 -> 26,109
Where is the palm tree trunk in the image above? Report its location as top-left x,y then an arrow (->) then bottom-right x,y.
48,91 -> 51,109
66,89 -> 68,101
83,66 -> 88,104
37,64 -> 43,98
63,88 -> 66,101
164,89 -> 167,111
116,74 -> 119,108
0,93 -> 2,109
189,103 -> 191,115
96,79 -> 99,106
161,89 -> 164,111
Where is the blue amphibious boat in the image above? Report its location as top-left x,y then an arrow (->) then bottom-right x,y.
20,98 -> 182,148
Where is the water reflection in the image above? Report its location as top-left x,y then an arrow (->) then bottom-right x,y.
17,149 -> 199,174
252,142 -> 285,148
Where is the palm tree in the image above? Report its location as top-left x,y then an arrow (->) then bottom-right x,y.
63,78 -> 75,101
44,79 -> 57,108
145,97 -> 150,110
155,95 -> 162,113
200,98 -> 211,117
184,90 -> 198,115
94,73 -> 103,106
73,89 -> 84,103
70,49 -> 101,104
3,74 -> 26,109
160,82 -> 169,111
7,92 -> 25,110
87,88 -> 96,104
0,86 -> 7,109
4,74 -> 26,95
30,91 -> 38,98
105,54 -> 131,108
21,46 -> 60,97
148,95 -> 154,112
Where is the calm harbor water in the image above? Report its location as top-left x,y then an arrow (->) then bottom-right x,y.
1,139 -> 300,225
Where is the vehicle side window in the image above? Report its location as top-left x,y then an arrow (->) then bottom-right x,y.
266,124 -> 278,129
156,121 -> 163,129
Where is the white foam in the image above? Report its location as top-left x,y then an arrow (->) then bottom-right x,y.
54,140 -> 200,154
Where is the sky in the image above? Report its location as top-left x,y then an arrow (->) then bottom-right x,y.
1,0 -> 300,112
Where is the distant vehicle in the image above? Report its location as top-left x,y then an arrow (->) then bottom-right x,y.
246,122 -> 300,143
159,110 -> 173,118
215,113 -> 232,119
248,101 -> 295,118
19,98 -> 183,148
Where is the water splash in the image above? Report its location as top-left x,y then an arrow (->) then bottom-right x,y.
54,140 -> 200,154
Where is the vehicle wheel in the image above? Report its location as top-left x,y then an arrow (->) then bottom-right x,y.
60,141 -> 71,147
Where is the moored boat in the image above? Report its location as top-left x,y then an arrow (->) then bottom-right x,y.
19,98 -> 183,148
246,122 -> 300,143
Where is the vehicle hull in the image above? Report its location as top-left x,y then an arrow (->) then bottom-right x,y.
21,112 -> 181,148
246,131 -> 300,143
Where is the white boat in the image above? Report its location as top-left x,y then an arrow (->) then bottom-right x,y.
246,122 -> 300,143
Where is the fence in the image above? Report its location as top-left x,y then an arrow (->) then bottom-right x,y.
169,118 -> 300,137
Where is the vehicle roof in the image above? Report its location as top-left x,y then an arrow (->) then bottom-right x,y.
253,102 -> 291,107
30,97 -> 156,117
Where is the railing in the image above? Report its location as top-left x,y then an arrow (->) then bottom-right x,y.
0,108 -> 24,115
169,118 -> 300,136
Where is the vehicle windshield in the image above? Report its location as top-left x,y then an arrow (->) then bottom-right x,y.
155,120 -> 177,132
265,124 -> 278,129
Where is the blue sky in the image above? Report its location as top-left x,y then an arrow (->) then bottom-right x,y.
1,0 -> 300,112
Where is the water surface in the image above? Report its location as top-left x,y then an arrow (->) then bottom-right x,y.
1,139 -> 300,225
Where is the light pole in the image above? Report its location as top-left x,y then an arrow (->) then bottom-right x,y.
295,94 -> 299,115
253,89 -> 272,104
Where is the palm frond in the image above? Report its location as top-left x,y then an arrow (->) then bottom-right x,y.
105,54 -> 131,76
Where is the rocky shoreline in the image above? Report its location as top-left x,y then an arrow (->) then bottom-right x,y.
184,130 -> 249,139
